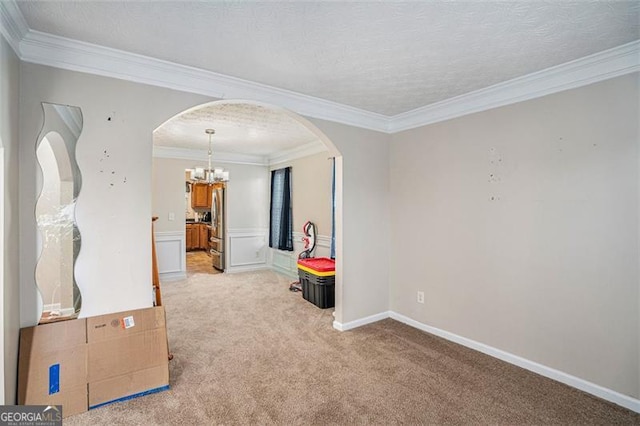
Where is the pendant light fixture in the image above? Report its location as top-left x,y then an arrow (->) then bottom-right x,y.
190,128 -> 229,183
204,128 -> 216,183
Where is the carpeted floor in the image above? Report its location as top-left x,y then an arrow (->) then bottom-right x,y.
67,270 -> 639,425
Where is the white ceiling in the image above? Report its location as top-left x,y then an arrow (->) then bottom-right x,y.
154,102 -> 323,156
8,0 -> 640,156
16,1 -> 640,117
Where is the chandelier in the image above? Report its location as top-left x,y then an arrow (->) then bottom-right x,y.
191,128 -> 229,182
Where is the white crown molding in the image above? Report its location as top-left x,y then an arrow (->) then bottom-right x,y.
389,39 -> 640,133
6,1 -> 640,135
154,141 -> 328,166
18,29 -> 390,133
268,141 -> 328,165
0,0 -> 27,55
153,146 -> 268,166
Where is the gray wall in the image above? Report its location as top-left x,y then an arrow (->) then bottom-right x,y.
310,118 -> 390,322
390,74 -> 640,398
19,63 -> 390,329
152,157 -> 269,233
9,40 -> 638,404
0,36 -> 21,404
19,63 -> 212,324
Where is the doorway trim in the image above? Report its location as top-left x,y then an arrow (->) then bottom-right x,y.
153,100 -> 344,324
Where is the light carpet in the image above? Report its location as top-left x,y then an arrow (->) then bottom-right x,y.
66,270 -> 639,424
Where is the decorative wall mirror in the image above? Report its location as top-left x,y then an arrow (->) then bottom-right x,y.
35,102 -> 83,323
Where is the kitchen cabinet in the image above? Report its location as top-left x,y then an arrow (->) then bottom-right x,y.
186,223 -> 200,250
186,223 -> 196,250
206,185 -> 212,209
200,225 -> 210,250
186,223 -> 209,251
191,183 -> 212,209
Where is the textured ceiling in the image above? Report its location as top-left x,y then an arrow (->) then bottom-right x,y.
153,102 -> 322,155
17,1 -> 640,116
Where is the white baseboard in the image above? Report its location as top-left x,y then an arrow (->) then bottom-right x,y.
333,311 -> 391,331
388,311 -> 640,414
225,264 -> 270,274
330,309 -> 640,413
158,271 -> 187,282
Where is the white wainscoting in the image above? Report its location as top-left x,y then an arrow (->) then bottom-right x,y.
154,231 -> 186,281
226,228 -> 269,274
271,250 -> 297,278
269,232 -> 332,278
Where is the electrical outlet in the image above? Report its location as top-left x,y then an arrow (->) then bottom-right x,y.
168,212 -> 175,221
417,291 -> 425,304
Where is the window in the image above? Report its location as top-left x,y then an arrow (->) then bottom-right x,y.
269,167 -> 293,251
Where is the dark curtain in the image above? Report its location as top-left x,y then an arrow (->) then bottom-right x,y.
269,167 -> 293,251
330,158 -> 336,259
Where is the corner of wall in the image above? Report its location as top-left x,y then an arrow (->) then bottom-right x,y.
1,33 -> 21,404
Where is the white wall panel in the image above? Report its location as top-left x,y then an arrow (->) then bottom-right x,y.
155,231 -> 185,281
227,228 -> 268,273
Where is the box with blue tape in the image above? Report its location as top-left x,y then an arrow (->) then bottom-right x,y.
18,306 -> 169,418
86,307 -> 169,408
18,318 -> 88,417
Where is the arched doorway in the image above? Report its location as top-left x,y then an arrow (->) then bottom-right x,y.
152,100 -> 343,323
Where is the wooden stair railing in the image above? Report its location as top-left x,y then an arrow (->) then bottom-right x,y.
152,216 -> 162,306
152,217 -> 173,361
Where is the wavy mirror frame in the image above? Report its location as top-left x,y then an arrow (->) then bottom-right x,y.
35,102 -> 83,324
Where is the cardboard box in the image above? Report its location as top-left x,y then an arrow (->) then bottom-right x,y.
86,307 -> 169,408
86,307 -> 166,343
89,365 -> 169,408
88,328 -> 168,382
17,306 -> 169,414
17,319 -> 88,417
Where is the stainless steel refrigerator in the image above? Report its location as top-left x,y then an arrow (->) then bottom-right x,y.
210,184 -> 225,271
